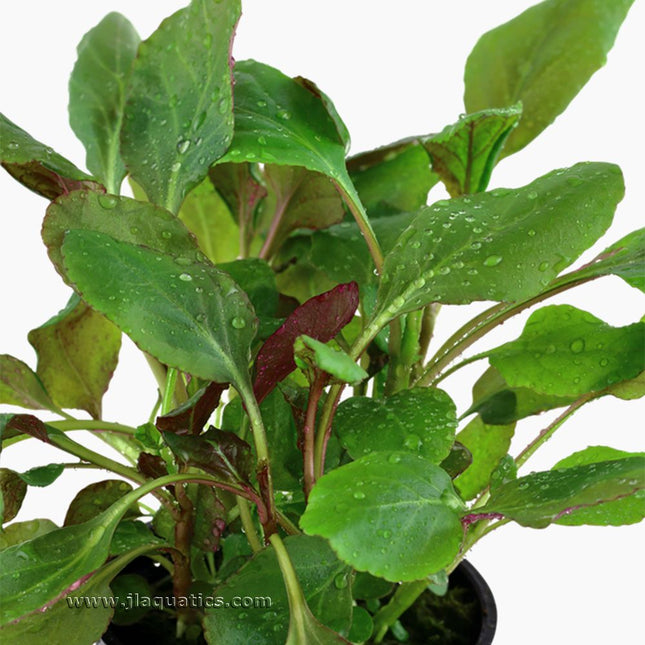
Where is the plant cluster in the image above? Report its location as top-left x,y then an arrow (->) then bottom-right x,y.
0,0 -> 643,643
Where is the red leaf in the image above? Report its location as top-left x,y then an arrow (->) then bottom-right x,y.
156,382 -> 227,436
6,414 -> 50,443
253,282 -> 359,403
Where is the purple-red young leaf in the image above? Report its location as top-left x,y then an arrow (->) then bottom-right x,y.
156,382 -> 227,436
253,282 -> 359,403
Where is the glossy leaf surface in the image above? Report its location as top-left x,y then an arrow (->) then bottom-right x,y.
121,0 -> 241,212
28,294 -> 121,419
294,335 -> 368,385
488,305 -> 645,397
18,464 -> 64,488
553,447 -> 645,526
69,12 -> 140,192
334,388 -> 457,463
464,0 -> 634,155
422,105 -> 521,196
301,452 -> 464,581
481,456 -> 645,528
0,468 -> 27,523
64,480 -> 136,526
0,114 -> 100,199
203,535 -> 352,643
61,230 -> 257,389
374,163 -> 624,321
0,519 -> 57,550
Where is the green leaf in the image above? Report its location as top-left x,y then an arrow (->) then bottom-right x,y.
334,388 -> 457,464
121,0 -> 241,212
467,366 -> 574,425
69,12 -> 140,193
203,535 -> 353,643
0,481 -> 151,624
347,139 -> 436,217
422,105 -> 522,197
64,480 -> 137,526
260,165 -> 345,256
553,447 -> 645,526
373,162 -> 624,321
608,370 -> 645,401
219,60 -> 368,232
0,113 -> 100,199
0,468 -> 27,523
487,305 -> 645,397
464,0 -> 635,156
0,355 -> 57,412
179,178 -> 239,263
572,228 -> 645,293
28,294 -> 121,419
18,464 -> 64,488
481,456 -> 645,528
110,520 -> 166,556
300,452 -> 464,581
294,335 -> 368,385
0,519 -> 58,550
61,230 -> 257,389
43,191 -> 206,284
454,416 -> 515,501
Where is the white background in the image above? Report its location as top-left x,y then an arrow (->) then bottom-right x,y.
1,2 -> 644,643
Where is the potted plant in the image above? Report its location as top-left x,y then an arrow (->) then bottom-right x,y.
1,0 -> 643,643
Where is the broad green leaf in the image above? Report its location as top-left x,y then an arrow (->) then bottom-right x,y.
110,520 -> 166,556
454,416 -> 515,501
481,456 -> 645,528
0,468 -> 27,523
373,163 -> 624,321
0,546 -> 158,645
300,452 -> 464,581
467,366 -> 574,425
43,191 -> 205,283
0,113 -> 100,199
179,178 -> 239,263
0,481 -> 152,624
347,139 -> 436,217
0,519 -> 57,550
422,105 -> 522,197
204,535 -> 352,643
294,335 -> 368,385
464,0 -> 635,156
553,447 -> 645,526
351,572 -> 394,601
334,388 -> 457,464
0,568 -> 114,645
18,464 -> 64,488
61,230 -> 257,389
572,228 -> 645,293
260,165 -> 345,257
121,0 -> 241,212
439,442 -> 473,479
64,480 -> 137,526
608,370 -> 645,401
487,305 -> 645,398
28,294 -> 121,419
69,12 -> 140,192
0,355 -> 57,411
219,61 -> 370,238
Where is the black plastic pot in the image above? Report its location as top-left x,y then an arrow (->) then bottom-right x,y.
379,560 -> 497,645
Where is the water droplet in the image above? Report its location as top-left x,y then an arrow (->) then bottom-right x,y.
404,434 -> 422,450
218,98 -> 228,114
353,490 -> 366,500
176,139 -> 191,154
538,261 -> 550,272
7,141 -> 19,150
171,161 -> 182,173
388,454 -> 401,464
277,109 -> 291,120
599,358 -> 609,367
545,344 -> 556,354
411,240 -> 421,249
569,339 -> 585,354
527,191 -> 538,200
161,231 -> 172,239
98,194 -> 118,210
438,266 -> 451,275
483,255 -> 502,267
256,99 -> 267,108
257,135 -> 267,145
179,273 -> 192,281
334,573 -> 348,589
231,316 -> 247,329
413,277 -> 426,289
129,226 -> 140,235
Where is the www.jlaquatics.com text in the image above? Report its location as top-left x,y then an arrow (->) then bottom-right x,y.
66,594 -> 273,611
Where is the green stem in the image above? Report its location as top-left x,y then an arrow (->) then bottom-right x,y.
161,368 -> 178,416
515,394 -> 594,469
383,317 -> 403,396
303,375 -> 326,498
334,181 -> 384,274
48,419 -> 138,435
237,496 -> 263,553
430,351 -> 488,387
372,580 -> 427,642
269,534 -> 309,641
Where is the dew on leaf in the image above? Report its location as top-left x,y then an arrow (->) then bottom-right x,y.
569,339 -> 585,354
179,273 -> 193,282
98,194 -> 118,210
483,255 -> 502,267
231,316 -> 247,329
